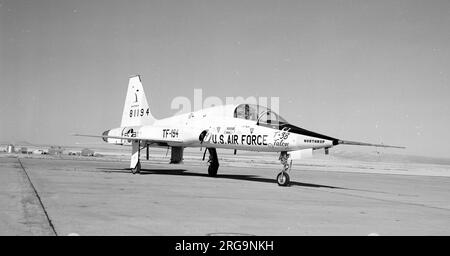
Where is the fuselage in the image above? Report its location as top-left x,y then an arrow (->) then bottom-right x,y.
103,104 -> 336,153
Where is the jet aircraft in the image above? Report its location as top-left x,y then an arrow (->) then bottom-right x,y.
76,75 -> 404,186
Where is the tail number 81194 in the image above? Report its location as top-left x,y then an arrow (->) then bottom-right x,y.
129,108 -> 150,118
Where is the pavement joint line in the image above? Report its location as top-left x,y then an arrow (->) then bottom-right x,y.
17,158 -> 58,236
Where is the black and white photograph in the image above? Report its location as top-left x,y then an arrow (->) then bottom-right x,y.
1,0 -> 449,243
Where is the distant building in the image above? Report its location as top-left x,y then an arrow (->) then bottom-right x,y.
33,149 -> 44,155
81,148 -> 94,157
6,144 -> 15,153
48,146 -> 64,156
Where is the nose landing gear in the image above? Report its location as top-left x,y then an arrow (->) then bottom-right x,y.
277,151 -> 291,186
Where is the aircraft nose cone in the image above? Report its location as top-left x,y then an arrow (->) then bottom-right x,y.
102,130 -> 110,143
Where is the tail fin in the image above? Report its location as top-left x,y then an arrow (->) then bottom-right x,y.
120,75 -> 156,127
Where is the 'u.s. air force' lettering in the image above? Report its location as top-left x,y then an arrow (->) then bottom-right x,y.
208,134 -> 268,146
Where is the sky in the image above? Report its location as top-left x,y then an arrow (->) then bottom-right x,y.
0,0 -> 449,158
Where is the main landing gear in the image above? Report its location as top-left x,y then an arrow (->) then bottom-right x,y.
130,140 -> 148,174
207,148 -> 219,177
277,151 -> 291,186
131,160 -> 141,174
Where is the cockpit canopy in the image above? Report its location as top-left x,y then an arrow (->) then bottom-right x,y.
233,104 -> 287,128
233,103 -> 339,143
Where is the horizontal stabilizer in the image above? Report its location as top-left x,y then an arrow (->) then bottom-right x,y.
72,133 -> 182,143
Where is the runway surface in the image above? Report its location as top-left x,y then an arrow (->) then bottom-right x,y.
1,154 -> 449,235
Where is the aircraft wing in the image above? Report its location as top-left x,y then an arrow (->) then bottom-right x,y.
73,133 -> 183,144
337,140 -> 405,149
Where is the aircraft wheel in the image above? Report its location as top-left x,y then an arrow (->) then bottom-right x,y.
277,172 -> 290,186
208,163 -> 218,177
132,161 -> 141,174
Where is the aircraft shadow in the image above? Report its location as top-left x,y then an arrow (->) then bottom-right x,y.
96,167 -> 344,189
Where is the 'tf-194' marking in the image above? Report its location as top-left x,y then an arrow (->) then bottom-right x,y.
163,129 -> 179,138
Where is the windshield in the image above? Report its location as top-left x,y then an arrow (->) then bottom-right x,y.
233,104 -> 287,128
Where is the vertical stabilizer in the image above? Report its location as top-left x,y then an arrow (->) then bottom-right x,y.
120,75 -> 156,127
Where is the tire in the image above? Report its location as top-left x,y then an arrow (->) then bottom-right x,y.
208,163 -> 218,177
277,172 -> 290,186
131,161 -> 141,174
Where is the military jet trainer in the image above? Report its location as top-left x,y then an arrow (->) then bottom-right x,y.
76,75 -> 404,186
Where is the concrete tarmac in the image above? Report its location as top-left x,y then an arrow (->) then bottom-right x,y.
0,157 -> 54,235
1,154 -> 449,235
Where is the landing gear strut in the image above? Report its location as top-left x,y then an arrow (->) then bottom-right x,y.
207,148 -> 219,177
130,140 -> 144,174
277,151 -> 291,186
131,160 -> 141,174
